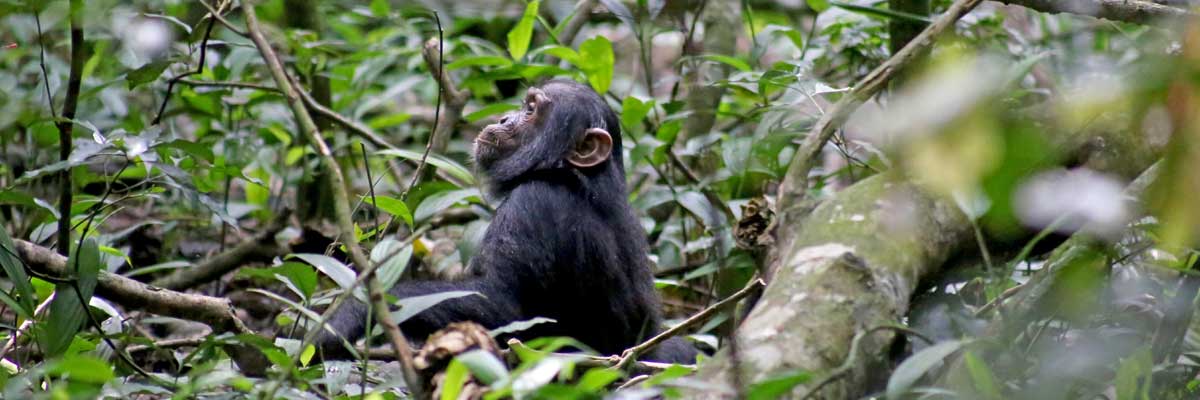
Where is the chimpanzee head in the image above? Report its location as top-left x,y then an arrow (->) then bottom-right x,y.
473,80 -> 624,194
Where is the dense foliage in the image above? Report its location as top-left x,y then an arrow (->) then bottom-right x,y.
2,0 -> 1200,399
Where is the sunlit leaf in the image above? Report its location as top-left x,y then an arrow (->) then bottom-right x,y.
290,253 -> 356,289
579,36 -> 614,93
362,195 -> 414,227
507,0 -> 541,60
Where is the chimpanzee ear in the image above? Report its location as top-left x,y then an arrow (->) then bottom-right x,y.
567,128 -> 612,168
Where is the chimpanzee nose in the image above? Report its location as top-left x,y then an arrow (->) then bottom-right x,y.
499,115 -> 510,124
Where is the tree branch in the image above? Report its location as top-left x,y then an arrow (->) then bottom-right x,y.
774,0 -> 985,278
242,4 -> 424,396
55,0 -> 85,256
995,0 -> 1196,25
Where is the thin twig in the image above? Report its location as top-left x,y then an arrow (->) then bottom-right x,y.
774,0 -> 986,271
241,4 -> 424,395
613,279 -> 766,370
54,0 -> 86,256
179,78 -> 279,92
33,12 -> 56,118
198,0 -> 248,37
151,10 -> 218,125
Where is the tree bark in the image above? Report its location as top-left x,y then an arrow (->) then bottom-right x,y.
691,174 -> 972,398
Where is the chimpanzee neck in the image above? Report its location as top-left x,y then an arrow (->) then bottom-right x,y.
489,166 -> 626,203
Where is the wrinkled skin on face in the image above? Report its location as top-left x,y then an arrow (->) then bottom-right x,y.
473,88 -> 550,170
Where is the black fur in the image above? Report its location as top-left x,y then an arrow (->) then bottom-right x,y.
318,80 -> 697,363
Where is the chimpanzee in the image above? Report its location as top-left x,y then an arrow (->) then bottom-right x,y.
318,79 -> 697,363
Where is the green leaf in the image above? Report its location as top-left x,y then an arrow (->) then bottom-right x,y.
465,103 -> 521,123
441,359 -> 470,400
447,55 -> 514,70
0,221 -> 36,315
620,96 -> 654,132
414,188 -> 481,222
48,354 -> 114,384
290,253 -> 356,289
375,149 -> 475,185
578,36 -> 614,94
533,45 -> 579,64
576,368 -> 622,391
699,54 -> 752,73
456,349 -> 510,385
886,340 -> 965,399
390,290 -> 481,323
507,0 -> 541,60
806,0 -> 830,13
126,60 -> 172,90
1115,347 -> 1153,400
371,238 -> 412,291
748,370 -> 812,400
39,238 -> 102,358
362,195 -> 414,227
962,351 -> 1002,400
369,0 -> 390,17
642,364 -> 696,387
489,317 -> 556,337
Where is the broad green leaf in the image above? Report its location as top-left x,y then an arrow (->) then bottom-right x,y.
465,103 -> 521,123
362,195 -> 414,227
620,96 -> 654,132
699,54 -> 752,73
290,253 -> 356,289
39,238 -> 102,358
48,354 -> 114,384
371,238 -> 412,291
271,262 -> 319,300
642,364 -> 696,387
126,60 -> 172,90
441,359 -> 470,400
962,351 -> 1002,400
390,290 -> 481,323
748,370 -> 812,400
576,367 -> 622,391
507,0 -> 541,60
677,191 -> 724,231
886,340 -> 966,399
456,349 -> 509,385
807,0 -> 830,13
414,188 -> 481,222
0,221 -> 36,314
447,55 -> 514,70
533,45 -> 579,64
369,0 -> 389,17
375,149 -> 475,185
578,36 -> 614,94
1115,347 -> 1153,400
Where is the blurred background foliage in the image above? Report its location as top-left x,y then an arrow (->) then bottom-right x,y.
1,0 -> 1200,398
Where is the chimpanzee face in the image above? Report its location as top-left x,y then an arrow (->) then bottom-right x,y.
473,82 -> 614,178
473,88 -> 550,170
